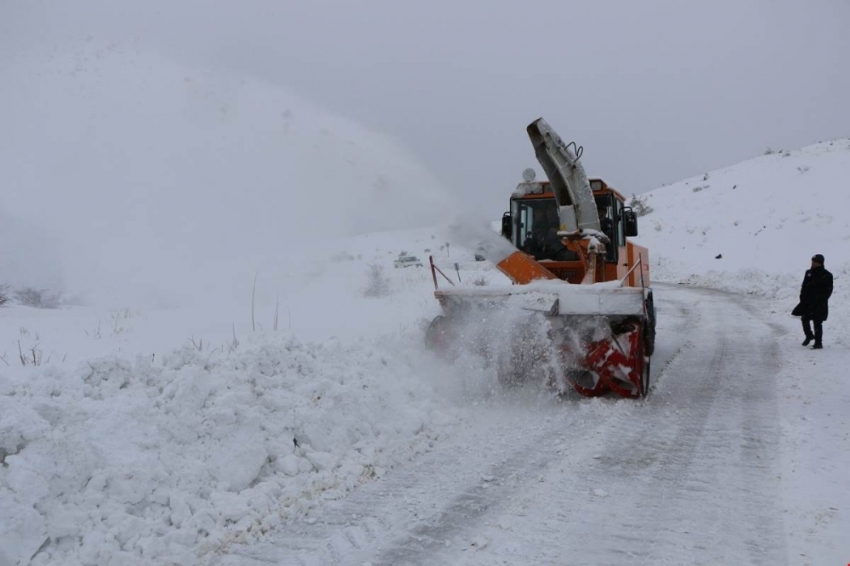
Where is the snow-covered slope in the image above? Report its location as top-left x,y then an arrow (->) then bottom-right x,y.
0,41 -> 453,307
633,139 -> 850,296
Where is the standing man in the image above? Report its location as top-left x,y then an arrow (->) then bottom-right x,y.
793,254 -> 833,349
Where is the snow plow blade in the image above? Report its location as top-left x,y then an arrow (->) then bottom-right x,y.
434,280 -> 646,318
428,273 -> 652,399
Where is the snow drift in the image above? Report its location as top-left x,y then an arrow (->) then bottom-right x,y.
0,333 -> 452,565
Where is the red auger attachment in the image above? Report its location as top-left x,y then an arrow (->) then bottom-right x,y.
563,319 -> 650,398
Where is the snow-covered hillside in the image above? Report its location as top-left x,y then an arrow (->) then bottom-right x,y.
0,41 -> 453,307
633,138 -> 849,343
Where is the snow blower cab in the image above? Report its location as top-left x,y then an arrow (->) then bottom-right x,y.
427,118 -> 656,398
502,177 -> 644,286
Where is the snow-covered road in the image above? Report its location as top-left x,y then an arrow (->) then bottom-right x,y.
213,284 -> 789,566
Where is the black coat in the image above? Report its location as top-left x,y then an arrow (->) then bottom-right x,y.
793,266 -> 833,321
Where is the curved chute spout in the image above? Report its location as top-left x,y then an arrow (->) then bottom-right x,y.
526,118 -> 600,233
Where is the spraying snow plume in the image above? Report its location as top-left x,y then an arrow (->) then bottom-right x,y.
445,215 -> 517,265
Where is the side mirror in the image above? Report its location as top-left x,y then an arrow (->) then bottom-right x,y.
622,208 -> 638,237
501,212 -> 512,239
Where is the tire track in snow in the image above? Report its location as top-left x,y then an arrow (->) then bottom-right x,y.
429,285 -> 789,565
365,284 -> 701,565
212,285 -> 787,566
211,284 -> 698,566
368,419 -> 582,566
212,399 -> 616,566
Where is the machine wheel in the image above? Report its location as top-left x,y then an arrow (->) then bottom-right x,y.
496,339 -> 541,389
640,354 -> 651,397
643,293 -> 656,357
643,324 -> 656,357
425,315 -> 452,353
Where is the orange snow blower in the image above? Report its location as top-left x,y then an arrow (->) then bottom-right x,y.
426,118 -> 655,398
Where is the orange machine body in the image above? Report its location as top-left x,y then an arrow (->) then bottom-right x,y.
499,178 -> 649,288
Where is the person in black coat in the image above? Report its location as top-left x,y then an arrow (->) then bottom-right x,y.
792,254 -> 833,349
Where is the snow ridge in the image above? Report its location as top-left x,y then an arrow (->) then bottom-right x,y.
0,333 -> 450,565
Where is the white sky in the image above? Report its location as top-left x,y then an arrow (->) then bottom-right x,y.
3,0 -> 849,219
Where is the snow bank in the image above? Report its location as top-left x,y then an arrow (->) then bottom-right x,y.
0,333 -> 452,565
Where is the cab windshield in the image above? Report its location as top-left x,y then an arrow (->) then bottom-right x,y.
510,198 -> 557,251
510,195 -> 620,262
510,198 -> 578,261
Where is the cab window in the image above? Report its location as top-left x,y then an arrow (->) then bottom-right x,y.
511,198 -> 557,249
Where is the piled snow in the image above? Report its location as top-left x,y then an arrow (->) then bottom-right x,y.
0,223 -> 504,566
0,333 -> 452,565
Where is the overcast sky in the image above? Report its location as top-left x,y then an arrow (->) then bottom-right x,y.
5,1 -> 849,208
1,1 -> 848,300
